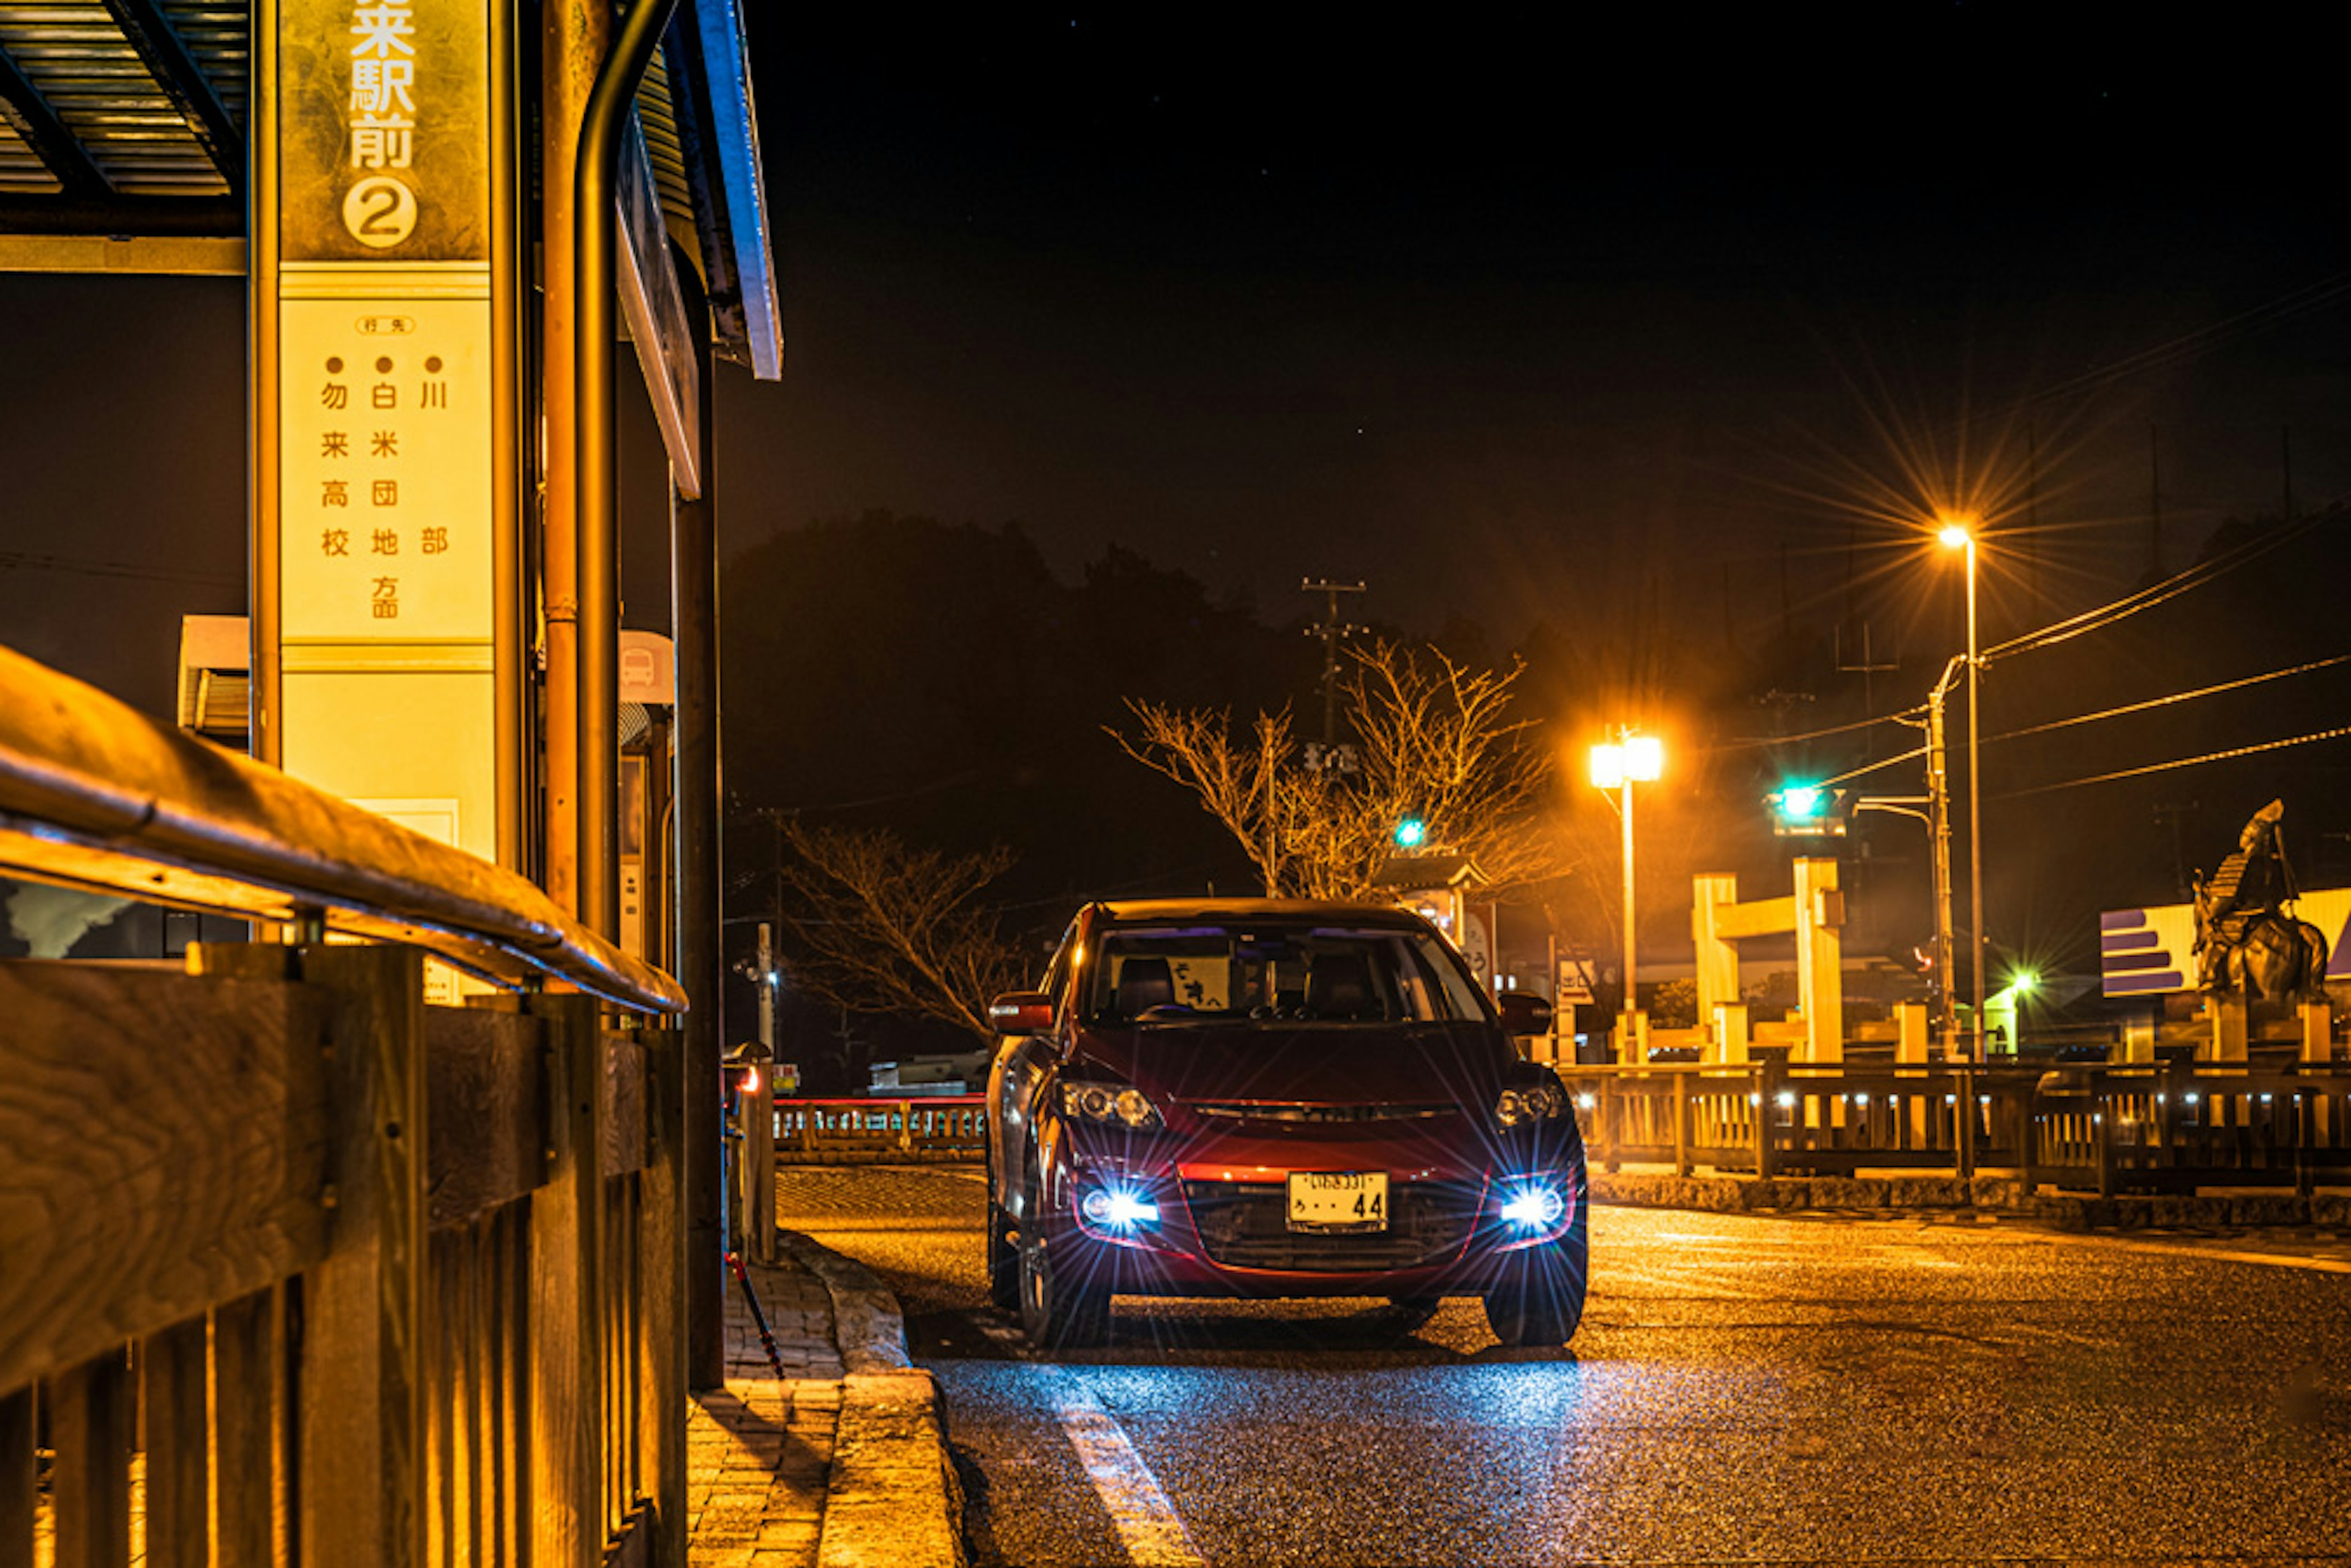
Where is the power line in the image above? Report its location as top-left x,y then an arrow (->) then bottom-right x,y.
2010,269 -> 2351,411
1985,654 -> 2351,744
2000,724 -> 2351,798
1820,746 -> 1929,788
1984,511 -> 2325,663
1713,704 -> 1922,751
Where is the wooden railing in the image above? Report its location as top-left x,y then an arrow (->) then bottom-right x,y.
1,641 -> 688,1567
771,1095 -> 989,1162
1562,1056 -> 2351,1195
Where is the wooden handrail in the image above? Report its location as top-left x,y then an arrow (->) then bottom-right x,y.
0,642 -> 683,1013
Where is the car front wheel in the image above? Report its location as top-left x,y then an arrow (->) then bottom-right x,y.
986,1187 -> 1020,1313
1017,1165 -> 1109,1350
1483,1209 -> 1588,1348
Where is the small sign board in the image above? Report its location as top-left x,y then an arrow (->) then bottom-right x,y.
1556,959 -> 1597,1005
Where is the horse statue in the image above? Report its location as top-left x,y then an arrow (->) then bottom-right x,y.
2193,799 -> 2332,1004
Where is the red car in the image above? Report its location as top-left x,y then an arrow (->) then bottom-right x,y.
984,899 -> 1587,1349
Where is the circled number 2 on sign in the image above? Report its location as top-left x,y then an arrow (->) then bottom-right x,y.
343,176 -> 418,249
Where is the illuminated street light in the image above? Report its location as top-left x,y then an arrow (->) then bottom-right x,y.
1939,518 -> 1987,1058
1590,729 -> 1662,1062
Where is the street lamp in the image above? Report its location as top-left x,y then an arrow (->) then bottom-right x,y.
1591,730 -> 1663,1063
1939,519 -> 1985,1059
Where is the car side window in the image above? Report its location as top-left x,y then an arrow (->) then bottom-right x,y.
1039,918 -> 1080,1011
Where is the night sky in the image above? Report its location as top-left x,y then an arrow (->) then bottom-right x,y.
5,6 -> 2348,710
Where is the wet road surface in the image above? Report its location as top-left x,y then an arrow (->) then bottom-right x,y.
778,1165 -> 2351,1566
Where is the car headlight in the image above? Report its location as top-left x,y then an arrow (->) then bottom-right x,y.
1079,1183 -> 1161,1231
1061,1079 -> 1165,1129
1494,1079 -> 1569,1130
1499,1182 -> 1569,1230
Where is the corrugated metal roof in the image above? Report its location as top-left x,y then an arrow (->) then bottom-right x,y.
0,1 -> 241,197
636,45 -> 702,276
0,2 -> 777,374
0,104 -> 54,192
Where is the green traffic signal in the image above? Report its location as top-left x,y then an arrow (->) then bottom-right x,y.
1777,784 -> 1828,820
1768,783 -> 1846,836
1394,817 -> 1428,849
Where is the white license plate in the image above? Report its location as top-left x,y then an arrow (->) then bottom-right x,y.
1287,1171 -> 1389,1232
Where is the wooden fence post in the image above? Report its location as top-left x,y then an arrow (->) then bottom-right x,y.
1755,1060 -> 1778,1180
143,1316 -> 209,1568
639,1027 -> 688,1568
749,1062 -> 776,1263
0,1385 -> 29,1566
528,992 -> 606,1565
2094,1076 -> 2117,1199
294,942 -> 429,1568
1673,1073 -> 1692,1177
51,1351 -> 131,1568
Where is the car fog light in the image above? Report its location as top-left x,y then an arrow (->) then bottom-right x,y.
1501,1185 -> 1567,1230
1080,1185 -> 1160,1231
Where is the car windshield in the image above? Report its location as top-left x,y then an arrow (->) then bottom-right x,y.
1080,923 -> 1491,1026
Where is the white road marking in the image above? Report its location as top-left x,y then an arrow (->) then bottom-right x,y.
1038,1365 -> 1208,1567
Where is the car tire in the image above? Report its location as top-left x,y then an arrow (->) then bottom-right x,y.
1483,1208 -> 1588,1348
986,1191 -> 1021,1313
1018,1165 -> 1109,1351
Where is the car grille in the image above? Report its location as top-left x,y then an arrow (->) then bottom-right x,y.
1187,1101 -> 1458,1125
1181,1179 -> 1483,1272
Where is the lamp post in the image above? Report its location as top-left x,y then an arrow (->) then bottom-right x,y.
1591,730 -> 1663,1063
1938,521 -> 1985,1059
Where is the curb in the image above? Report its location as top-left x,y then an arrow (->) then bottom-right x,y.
775,1228 -> 967,1568
776,1228 -> 912,1375
1592,1170 -> 2351,1229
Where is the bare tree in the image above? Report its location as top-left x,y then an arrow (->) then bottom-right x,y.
772,820 -> 1029,1043
1115,640 -> 1572,899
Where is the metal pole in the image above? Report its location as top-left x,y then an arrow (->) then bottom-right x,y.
670,241 -> 725,1392
1965,539 -> 1985,1057
756,920 -> 776,1056
540,0 -> 609,918
1621,767 -> 1637,1064
489,0 -> 523,874
574,0 -> 680,937
1927,672 -> 1959,1052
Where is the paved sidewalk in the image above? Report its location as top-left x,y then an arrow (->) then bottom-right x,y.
685,1238 -> 962,1568
685,1256 -> 846,1566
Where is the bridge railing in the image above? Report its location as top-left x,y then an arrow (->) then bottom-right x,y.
1561,1056 -> 2351,1195
771,1095 -> 989,1161
759,1059 -> 2351,1199
1,642 -> 688,1567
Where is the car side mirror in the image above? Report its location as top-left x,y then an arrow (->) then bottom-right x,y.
988,991 -> 1055,1035
1497,992 -> 1554,1036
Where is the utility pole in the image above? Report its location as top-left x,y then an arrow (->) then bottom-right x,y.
1300,579 -> 1367,749
755,919 -> 776,1055
1877,657 -> 1961,1052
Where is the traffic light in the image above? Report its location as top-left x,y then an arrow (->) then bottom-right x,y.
1394,817 -> 1428,849
1767,784 -> 1848,836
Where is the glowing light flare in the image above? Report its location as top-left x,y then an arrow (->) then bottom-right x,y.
1589,734 -> 1663,789
1499,1185 -> 1568,1230
1938,520 -> 1976,550
1080,1185 -> 1160,1231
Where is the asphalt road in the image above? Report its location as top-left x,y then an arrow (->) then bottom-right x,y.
778,1165 -> 2351,1566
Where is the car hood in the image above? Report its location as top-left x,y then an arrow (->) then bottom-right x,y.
1071,1019 -> 1510,1116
